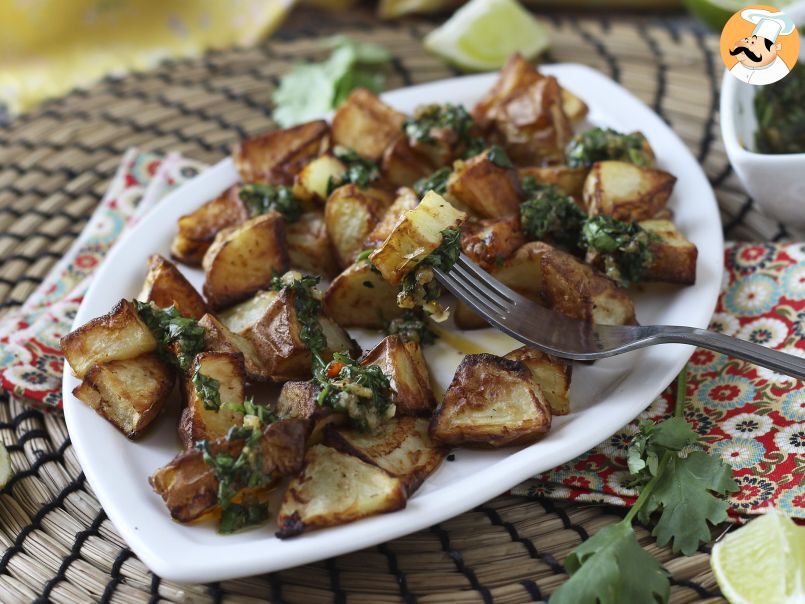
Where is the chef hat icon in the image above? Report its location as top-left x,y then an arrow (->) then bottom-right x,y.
741,8 -> 796,43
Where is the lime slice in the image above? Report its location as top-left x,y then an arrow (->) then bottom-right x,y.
424,0 -> 550,72
682,0 -> 796,31
711,509 -> 805,604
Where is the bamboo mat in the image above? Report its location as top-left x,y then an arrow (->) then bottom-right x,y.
0,7 -> 780,602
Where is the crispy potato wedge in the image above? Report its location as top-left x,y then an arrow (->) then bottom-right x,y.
582,161 -> 676,222
202,213 -> 290,310
364,187 -> 419,249
430,354 -> 551,448
138,254 -> 207,320
640,219 -> 698,285
518,165 -> 588,199
178,352 -> 246,449
324,261 -> 404,329
286,212 -> 340,278
234,120 -> 330,185
331,89 -> 406,162
381,136 -> 435,188
198,313 -> 269,382
460,216 -> 525,271
504,347 -> 571,416
292,155 -> 346,206
325,185 -> 393,269
276,380 -> 344,443
171,186 -> 249,266
325,417 -> 446,493
561,88 -> 589,123
370,191 -> 467,284
361,335 -> 436,416
150,419 -> 306,523
276,444 -> 406,538
446,153 -> 522,219
474,53 -> 542,122
61,299 -> 157,378
73,353 -> 174,438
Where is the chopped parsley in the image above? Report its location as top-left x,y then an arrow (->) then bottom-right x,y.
386,310 -> 437,346
191,366 -> 222,411
133,301 -> 205,370
239,184 -> 302,223
327,146 -> 380,192
404,103 -> 474,144
580,215 -> 654,287
486,145 -> 514,169
270,272 -> 328,364
398,228 -> 461,320
315,352 -> 394,432
413,166 -> 452,198
519,178 -> 587,248
566,127 -> 652,168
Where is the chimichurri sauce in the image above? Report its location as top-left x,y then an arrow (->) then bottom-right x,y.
755,63 -> 805,154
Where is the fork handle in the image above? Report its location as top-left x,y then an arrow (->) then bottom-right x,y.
646,325 -> 805,380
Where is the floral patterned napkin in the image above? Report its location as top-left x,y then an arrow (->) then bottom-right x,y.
1,151 -> 802,520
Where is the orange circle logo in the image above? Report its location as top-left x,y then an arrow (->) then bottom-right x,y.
720,4 -> 800,85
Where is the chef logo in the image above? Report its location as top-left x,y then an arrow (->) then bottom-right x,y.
720,5 -> 800,86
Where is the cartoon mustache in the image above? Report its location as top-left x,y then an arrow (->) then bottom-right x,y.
730,46 -> 763,62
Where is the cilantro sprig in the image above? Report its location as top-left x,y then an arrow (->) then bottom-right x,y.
550,367 -> 738,603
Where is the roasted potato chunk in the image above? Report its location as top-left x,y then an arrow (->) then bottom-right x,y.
198,313 -> 268,382
286,212 -> 340,278
276,444 -> 406,538
72,353 -> 174,438
370,191 -> 467,284
639,219 -> 697,285
234,120 -> 330,184
292,155 -> 347,206
518,165 -> 588,199
460,216 -> 525,271
361,335 -> 436,416
325,417 -> 446,493
202,213 -> 290,309
325,185 -> 393,269
324,261 -> 404,329
381,136 -> 435,188
171,186 -> 249,266
430,354 -> 551,448
446,152 -> 522,218
582,161 -> 676,222
138,254 -> 207,320
178,352 -> 246,449
561,88 -> 589,123
61,299 -> 157,378
504,347 -> 571,416
150,419 -> 306,523
276,380 -> 344,443
363,187 -> 419,249
331,89 -> 406,162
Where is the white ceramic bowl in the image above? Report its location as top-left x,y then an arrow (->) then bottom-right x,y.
720,41 -> 805,227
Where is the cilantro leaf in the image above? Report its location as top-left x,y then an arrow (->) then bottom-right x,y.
637,451 -> 738,555
626,417 -> 697,483
551,521 -> 669,604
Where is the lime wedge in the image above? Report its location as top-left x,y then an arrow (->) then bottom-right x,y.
424,0 -> 550,72
711,509 -> 805,604
682,0 -> 797,31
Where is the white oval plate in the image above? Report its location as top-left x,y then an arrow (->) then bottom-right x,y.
63,65 -> 723,583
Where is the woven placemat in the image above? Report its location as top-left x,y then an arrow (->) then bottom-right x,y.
0,7 -> 774,602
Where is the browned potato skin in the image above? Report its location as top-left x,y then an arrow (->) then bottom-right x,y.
324,416 -> 446,493
286,212 -> 340,278
640,219 -> 698,285
276,444 -> 406,539
139,254 -> 207,320
325,185 -> 392,269
363,188 -> 419,249
582,161 -> 677,222
460,216 -> 526,271
331,89 -> 406,162
504,347 -> 572,416
323,261 -> 403,330
234,120 -> 330,185
198,313 -> 269,382
61,299 -> 157,378
171,186 -> 249,266
518,166 -> 588,199
178,352 -> 246,449
381,136 -> 436,188
73,353 -> 174,439
276,380 -> 345,443
361,335 -> 436,417
447,153 -> 522,218
429,354 -> 551,448
202,212 -> 290,310
150,419 -> 306,523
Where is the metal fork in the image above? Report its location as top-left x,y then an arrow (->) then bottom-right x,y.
434,253 -> 805,380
